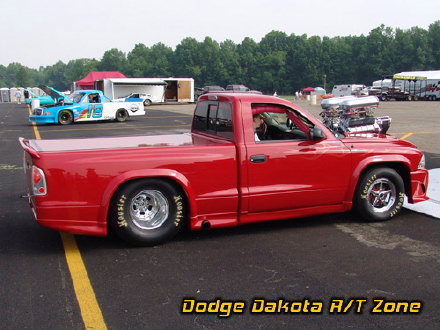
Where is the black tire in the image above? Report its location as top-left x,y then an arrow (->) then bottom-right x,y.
109,179 -> 186,246
354,167 -> 405,222
115,109 -> 128,122
380,94 -> 388,101
143,99 -> 152,106
59,110 -> 73,125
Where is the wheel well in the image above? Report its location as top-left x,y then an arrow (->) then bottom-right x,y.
357,162 -> 411,201
108,176 -> 190,223
59,109 -> 73,115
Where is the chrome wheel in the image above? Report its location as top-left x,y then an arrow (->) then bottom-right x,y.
366,178 -> 396,213
130,190 -> 169,230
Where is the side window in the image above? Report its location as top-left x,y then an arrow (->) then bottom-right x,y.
192,101 -> 233,139
207,103 -> 218,132
193,101 -> 209,132
216,102 -> 233,139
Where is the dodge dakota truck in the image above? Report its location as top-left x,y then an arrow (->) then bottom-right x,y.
29,89 -> 144,125
19,93 -> 429,246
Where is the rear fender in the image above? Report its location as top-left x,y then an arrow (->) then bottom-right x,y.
98,169 -> 197,228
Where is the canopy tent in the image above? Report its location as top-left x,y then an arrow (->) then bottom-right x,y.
75,71 -> 127,89
302,87 -> 315,95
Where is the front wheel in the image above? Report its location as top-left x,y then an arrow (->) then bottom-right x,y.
143,99 -> 152,106
354,167 -> 405,222
109,179 -> 186,246
59,110 -> 73,125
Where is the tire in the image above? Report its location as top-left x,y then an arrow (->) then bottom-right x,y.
380,94 -> 388,101
109,179 -> 186,246
354,167 -> 405,222
115,109 -> 128,122
58,110 -> 73,125
143,99 -> 152,106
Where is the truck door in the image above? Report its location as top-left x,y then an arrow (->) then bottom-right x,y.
244,106 -> 352,214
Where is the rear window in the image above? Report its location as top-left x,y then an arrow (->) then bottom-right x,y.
192,101 -> 233,139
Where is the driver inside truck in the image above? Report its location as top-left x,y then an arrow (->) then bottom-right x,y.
253,113 -> 268,141
88,94 -> 99,103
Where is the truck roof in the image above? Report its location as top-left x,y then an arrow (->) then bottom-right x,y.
198,92 -> 306,112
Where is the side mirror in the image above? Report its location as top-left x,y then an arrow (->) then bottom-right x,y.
312,126 -> 326,140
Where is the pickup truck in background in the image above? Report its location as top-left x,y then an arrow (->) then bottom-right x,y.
29,89 -> 144,125
20,93 -> 428,246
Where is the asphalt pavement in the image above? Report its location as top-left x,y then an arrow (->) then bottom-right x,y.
0,101 -> 439,330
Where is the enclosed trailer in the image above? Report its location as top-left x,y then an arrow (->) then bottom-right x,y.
95,77 -> 194,104
162,78 -> 194,103
96,78 -> 168,103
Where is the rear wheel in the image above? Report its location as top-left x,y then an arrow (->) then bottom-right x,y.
109,179 -> 186,246
143,99 -> 152,106
115,109 -> 128,122
59,110 -> 73,125
354,167 -> 405,222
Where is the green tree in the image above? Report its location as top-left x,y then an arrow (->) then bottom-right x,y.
99,48 -> 127,73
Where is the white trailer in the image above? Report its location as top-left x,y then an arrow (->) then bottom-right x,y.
96,78 -> 167,104
95,77 -> 195,104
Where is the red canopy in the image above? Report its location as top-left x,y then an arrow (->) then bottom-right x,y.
75,71 -> 127,89
302,87 -> 315,92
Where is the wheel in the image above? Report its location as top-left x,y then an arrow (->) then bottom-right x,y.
58,110 -> 73,125
354,167 -> 405,222
380,94 -> 388,101
143,99 -> 152,106
109,179 -> 186,246
407,95 -> 412,101
115,109 -> 128,122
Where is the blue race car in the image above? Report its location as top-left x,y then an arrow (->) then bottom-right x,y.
25,85 -> 66,105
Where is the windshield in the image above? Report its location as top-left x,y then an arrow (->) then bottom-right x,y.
69,92 -> 85,103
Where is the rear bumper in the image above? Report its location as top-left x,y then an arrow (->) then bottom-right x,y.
29,196 -> 107,236
410,169 -> 429,203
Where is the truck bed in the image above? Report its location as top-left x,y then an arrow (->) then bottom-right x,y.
25,133 -> 228,153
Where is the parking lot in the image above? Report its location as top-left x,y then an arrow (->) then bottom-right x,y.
0,99 -> 439,330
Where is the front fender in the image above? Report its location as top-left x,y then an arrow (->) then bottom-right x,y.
345,155 -> 412,203
97,169 -> 198,230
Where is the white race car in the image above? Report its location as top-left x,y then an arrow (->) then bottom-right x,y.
113,93 -> 156,106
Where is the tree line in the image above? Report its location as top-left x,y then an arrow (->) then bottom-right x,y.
1,21 -> 438,94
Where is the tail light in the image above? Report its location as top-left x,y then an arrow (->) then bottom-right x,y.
32,166 -> 47,196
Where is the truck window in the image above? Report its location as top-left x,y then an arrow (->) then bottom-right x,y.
252,104 -> 313,141
192,101 -> 233,139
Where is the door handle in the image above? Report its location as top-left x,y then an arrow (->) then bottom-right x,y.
250,155 -> 268,163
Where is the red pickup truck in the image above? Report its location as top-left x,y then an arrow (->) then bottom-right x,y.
19,93 -> 429,245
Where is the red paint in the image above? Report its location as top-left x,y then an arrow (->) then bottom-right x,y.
20,93 -> 429,237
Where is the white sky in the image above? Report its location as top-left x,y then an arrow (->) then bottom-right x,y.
2,0 -> 439,69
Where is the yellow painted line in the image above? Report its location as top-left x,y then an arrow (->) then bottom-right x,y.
400,132 -> 414,140
61,233 -> 108,330
29,106 -> 108,330
28,107 -> 42,140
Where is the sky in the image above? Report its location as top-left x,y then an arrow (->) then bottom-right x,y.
1,0 -> 439,69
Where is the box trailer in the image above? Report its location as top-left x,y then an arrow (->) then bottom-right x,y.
95,78 -> 167,104
162,77 -> 194,103
95,77 -> 195,104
